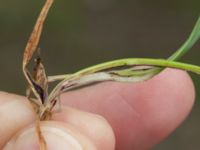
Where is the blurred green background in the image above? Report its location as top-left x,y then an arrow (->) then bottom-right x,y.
0,0 -> 200,149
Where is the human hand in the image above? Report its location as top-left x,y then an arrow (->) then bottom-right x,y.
1,69 -> 195,150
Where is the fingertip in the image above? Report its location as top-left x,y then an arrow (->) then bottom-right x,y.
4,121 -> 98,150
0,92 -> 36,148
143,69 -> 195,141
52,107 -> 115,150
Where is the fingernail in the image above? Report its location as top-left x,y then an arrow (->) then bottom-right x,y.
4,126 -> 83,150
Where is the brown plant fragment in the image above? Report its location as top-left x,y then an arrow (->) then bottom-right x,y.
22,0 -> 53,107
36,120 -> 47,150
22,0 -> 54,149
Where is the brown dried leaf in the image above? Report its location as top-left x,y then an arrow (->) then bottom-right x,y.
22,1 -> 54,150
22,0 -> 53,105
23,0 -> 54,68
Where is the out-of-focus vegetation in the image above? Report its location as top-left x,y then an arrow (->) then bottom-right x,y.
0,0 -> 200,149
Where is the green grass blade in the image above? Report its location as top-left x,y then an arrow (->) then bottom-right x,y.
169,16 -> 200,61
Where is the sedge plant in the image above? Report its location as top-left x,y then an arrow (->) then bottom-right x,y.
22,0 -> 200,149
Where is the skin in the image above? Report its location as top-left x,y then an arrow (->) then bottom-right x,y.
0,69 -> 195,150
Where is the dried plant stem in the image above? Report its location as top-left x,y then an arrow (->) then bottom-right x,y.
22,0 -> 54,150
36,119 -> 47,150
23,0 -> 53,107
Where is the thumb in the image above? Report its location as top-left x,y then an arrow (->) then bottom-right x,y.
0,92 -> 115,150
4,120 -> 114,150
4,121 -> 97,150
0,93 -> 115,150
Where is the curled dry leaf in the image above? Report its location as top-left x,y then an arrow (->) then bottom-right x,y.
23,0 -> 53,119
22,0 -> 53,149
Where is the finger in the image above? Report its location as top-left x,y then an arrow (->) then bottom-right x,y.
3,121 -> 112,150
60,68 -> 195,150
0,92 -> 115,150
52,106 -> 115,150
0,92 -> 36,148
3,121 -> 97,150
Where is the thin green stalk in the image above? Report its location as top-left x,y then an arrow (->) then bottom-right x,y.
48,58 -> 200,101
48,16 -> 200,102
169,16 -> 200,61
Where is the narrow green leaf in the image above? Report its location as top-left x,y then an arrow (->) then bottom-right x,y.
169,16 -> 200,61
